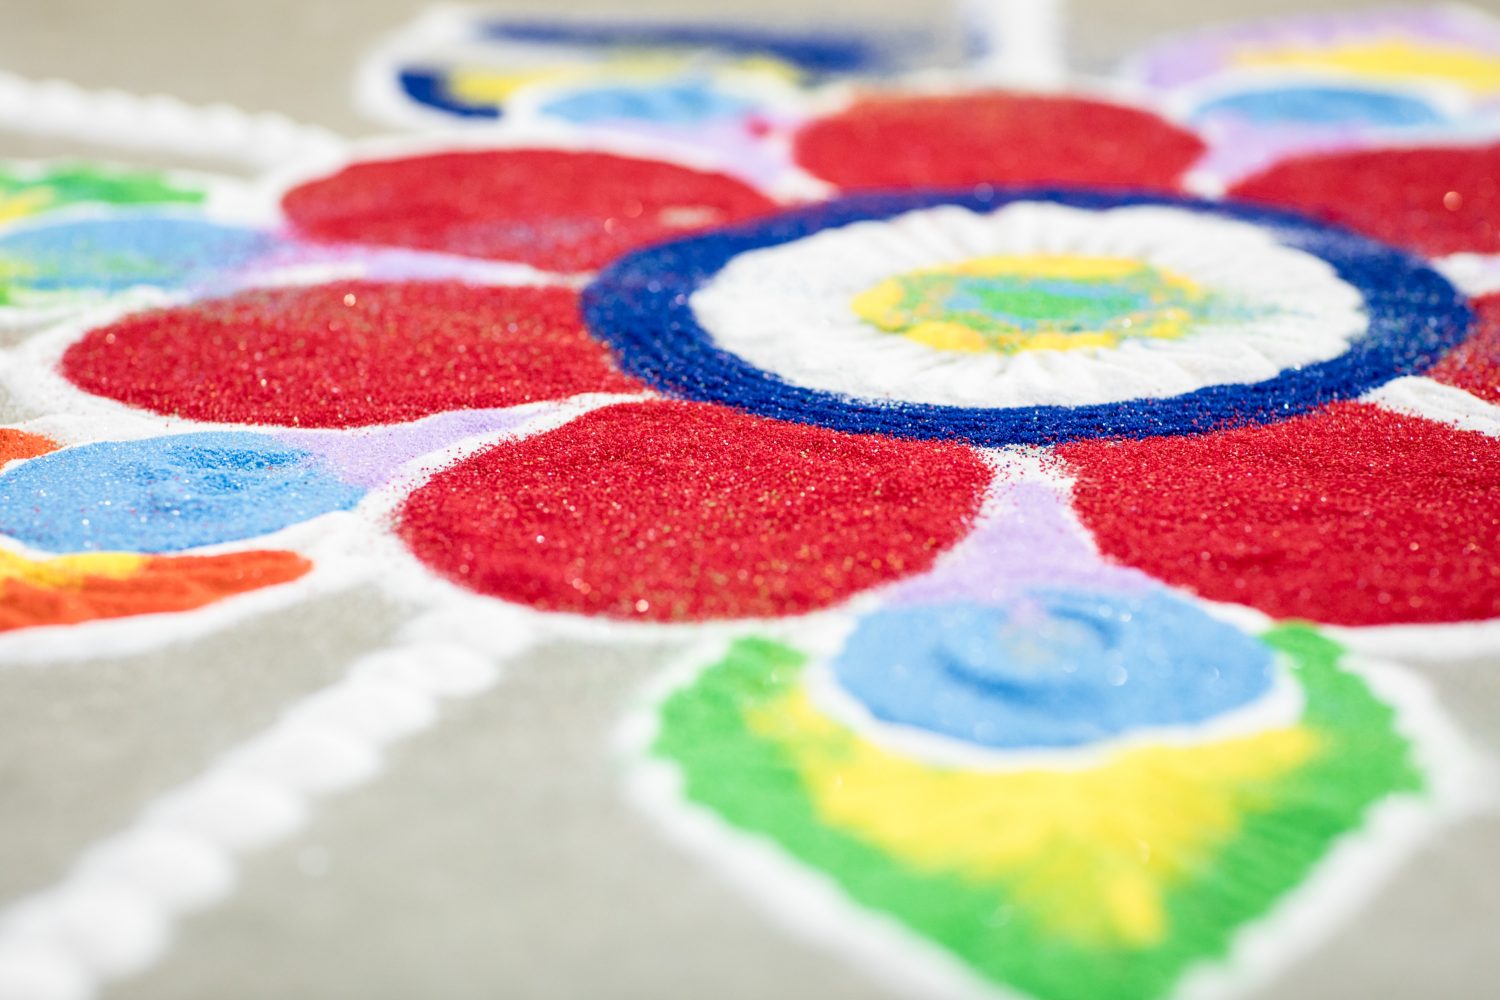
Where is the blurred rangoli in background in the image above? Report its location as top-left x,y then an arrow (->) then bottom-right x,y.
0,2 -> 1497,999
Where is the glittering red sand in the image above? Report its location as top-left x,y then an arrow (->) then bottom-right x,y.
280,149 -> 776,273
1057,403 -> 1500,626
1231,143 -> 1500,257
794,93 -> 1205,193
61,281 -> 642,428
397,400 -> 992,621
0,550 -> 311,632
1431,292 -> 1500,403
0,429 -> 58,465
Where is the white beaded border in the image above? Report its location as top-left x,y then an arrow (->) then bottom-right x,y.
0,622 -> 531,1000
0,72 -> 346,169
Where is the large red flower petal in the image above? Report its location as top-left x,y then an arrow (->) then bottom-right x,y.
1057,403 -> 1500,626
793,92 -> 1206,193
397,400 -> 992,621
1230,143 -> 1500,257
61,281 -> 641,428
280,150 -> 776,273
1430,292 -> 1500,402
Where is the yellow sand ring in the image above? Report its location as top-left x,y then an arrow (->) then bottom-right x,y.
851,254 -> 1219,355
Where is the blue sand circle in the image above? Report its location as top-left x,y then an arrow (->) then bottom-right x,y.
540,79 -> 758,125
480,21 -> 898,76
580,187 -> 1471,446
830,590 -> 1275,750
0,215 -> 278,296
1192,86 -> 1446,128
0,432 -> 365,553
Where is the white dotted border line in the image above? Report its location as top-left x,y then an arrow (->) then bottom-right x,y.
0,622 -> 527,1000
0,72 -> 347,168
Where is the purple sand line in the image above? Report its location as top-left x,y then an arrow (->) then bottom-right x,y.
1136,9 -> 1498,89
277,407 -> 544,488
888,481 -> 1150,606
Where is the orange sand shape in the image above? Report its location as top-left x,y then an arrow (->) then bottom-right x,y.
0,549 -> 312,632
0,429 -> 60,465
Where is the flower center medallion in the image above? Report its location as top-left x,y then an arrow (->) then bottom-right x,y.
851,254 -> 1222,354
584,190 -> 1468,446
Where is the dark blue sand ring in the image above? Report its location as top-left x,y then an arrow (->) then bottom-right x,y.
582,187 -> 1471,447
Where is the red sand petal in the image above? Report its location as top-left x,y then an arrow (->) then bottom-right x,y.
1230,143 -> 1500,257
1057,402 -> 1500,626
280,149 -> 776,273
793,92 -> 1205,193
397,400 -> 992,622
60,281 -> 642,429
1430,292 -> 1500,403
0,550 -> 311,633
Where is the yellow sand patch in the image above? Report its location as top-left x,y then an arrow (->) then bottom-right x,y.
750,686 -> 1318,947
1238,39 -> 1500,95
0,548 -> 146,590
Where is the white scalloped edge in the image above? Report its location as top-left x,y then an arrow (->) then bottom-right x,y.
0,72 -> 346,169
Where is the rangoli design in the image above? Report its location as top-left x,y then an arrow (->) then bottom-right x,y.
0,4 -> 1497,1000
